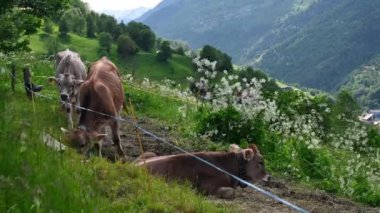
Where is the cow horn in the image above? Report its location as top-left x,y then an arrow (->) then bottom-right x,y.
229,144 -> 241,153
60,127 -> 69,134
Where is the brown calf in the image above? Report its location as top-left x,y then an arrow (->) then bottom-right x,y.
62,57 -> 127,160
136,144 -> 270,198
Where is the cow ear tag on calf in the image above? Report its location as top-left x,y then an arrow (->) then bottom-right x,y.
243,149 -> 255,161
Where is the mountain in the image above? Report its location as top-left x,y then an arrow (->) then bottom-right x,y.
102,7 -> 150,23
139,0 -> 380,92
340,54 -> 380,109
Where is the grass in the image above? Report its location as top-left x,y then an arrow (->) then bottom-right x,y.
0,54 -> 230,212
29,31 -> 194,84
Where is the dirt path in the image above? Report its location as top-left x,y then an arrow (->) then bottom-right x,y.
101,116 -> 380,213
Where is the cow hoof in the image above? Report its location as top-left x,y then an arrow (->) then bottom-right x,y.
120,156 -> 128,164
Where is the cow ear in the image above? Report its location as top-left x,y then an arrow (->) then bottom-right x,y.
249,144 -> 259,155
243,149 -> 255,161
93,133 -> 107,141
229,144 -> 241,153
48,77 -> 58,84
74,79 -> 84,86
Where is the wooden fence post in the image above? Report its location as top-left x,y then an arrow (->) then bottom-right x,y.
23,67 -> 33,99
11,63 -> 16,92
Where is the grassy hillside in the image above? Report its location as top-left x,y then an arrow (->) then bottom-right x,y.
29,31 -> 194,84
0,53 -> 227,212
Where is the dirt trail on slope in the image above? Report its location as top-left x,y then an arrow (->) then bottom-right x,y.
100,116 -> 380,213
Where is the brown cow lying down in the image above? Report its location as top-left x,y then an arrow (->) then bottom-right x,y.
62,57 -> 127,161
135,144 -> 270,198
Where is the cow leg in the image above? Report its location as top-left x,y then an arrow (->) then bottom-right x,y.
95,142 -> 102,157
216,187 -> 235,199
198,176 -> 232,197
110,120 -> 127,161
67,107 -> 74,129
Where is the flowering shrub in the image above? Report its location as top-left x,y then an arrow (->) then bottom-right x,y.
188,56 -> 380,205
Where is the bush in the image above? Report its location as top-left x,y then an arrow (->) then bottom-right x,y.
46,36 -> 61,56
157,41 -> 172,62
98,32 -> 112,55
43,19 -> 53,34
117,34 -> 138,57
196,107 -> 273,146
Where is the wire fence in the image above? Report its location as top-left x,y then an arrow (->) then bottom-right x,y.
7,70 -> 309,213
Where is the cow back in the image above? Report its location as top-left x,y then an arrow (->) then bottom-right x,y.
56,50 -> 86,80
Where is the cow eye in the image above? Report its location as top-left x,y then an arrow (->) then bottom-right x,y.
259,161 -> 264,167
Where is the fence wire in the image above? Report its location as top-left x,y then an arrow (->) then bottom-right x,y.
8,71 -> 309,213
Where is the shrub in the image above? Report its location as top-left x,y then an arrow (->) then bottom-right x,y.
46,36 -> 60,56
117,34 -> 138,58
98,32 -> 112,54
157,41 -> 172,62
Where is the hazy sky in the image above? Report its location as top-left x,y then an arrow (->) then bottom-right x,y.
82,0 -> 163,11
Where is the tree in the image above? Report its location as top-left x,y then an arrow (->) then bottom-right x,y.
139,29 -> 156,51
0,0 -> 69,53
126,21 -> 156,51
117,34 -> 138,57
157,41 -> 172,62
200,45 -> 233,72
60,8 -> 87,35
47,37 -> 61,55
86,13 -> 96,38
43,19 -> 54,34
98,32 -> 112,54
59,18 -> 69,37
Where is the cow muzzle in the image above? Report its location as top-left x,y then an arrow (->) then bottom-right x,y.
263,174 -> 271,183
61,93 -> 69,101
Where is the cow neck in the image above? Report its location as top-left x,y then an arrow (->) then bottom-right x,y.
237,152 -> 248,188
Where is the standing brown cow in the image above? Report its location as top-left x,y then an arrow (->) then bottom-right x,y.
136,144 -> 270,198
62,57 -> 127,160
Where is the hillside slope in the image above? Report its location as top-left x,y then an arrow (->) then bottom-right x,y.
29,32 -> 194,83
140,0 -> 380,91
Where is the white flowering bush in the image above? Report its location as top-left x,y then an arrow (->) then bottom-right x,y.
189,56 -> 380,205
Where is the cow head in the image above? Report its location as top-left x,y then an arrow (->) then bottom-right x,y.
230,144 -> 271,184
48,73 -> 84,103
61,127 -> 106,155
55,49 -> 80,67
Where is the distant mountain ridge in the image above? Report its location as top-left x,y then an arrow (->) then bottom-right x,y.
102,7 -> 150,23
139,0 -> 380,92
